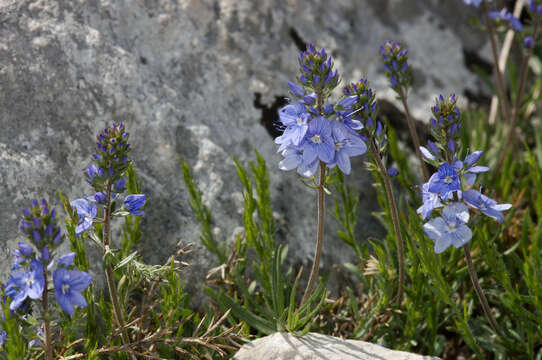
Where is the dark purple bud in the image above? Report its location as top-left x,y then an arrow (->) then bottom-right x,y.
32,200 -> 39,208
18,242 -> 34,257
308,43 -> 315,53
114,178 -> 126,192
32,217 -> 42,228
450,122 -> 459,135
447,139 -> 456,152
300,74 -> 308,84
326,56 -> 332,68
41,246 -> 50,262
387,167 -> 399,177
53,229 -> 62,245
45,224 -> 53,237
302,95 -> 315,105
288,81 -> 304,96
376,121 -> 383,137
392,60 -> 398,70
525,36 -> 534,49
427,140 -> 439,155
313,75 -> 320,85
94,192 -> 107,204
22,208 -> 31,217
33,230 -> 41,243
401,61 -> 408,74
50,208 -> 56,221
538,4 -> 542,14
431,117 -> 437,128
439,94 -> 444,102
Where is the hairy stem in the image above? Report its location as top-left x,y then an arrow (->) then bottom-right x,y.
495,19 -> 540,174
399,88 -> 429,182
463,244 -> 503,337
482,1 -> 511,124
42,272 -> 53,360
369,140 -> 405,302
301,162 -> 327,305
103,182 -> 134,356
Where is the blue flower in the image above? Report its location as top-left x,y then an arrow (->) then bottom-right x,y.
124,194 -> 146,216
423,203 -> 472,253
302,116 -> 335,164
328,121 -> 366,174
489,8 -> 523,31
455,151 -> 490,186
7,260 -> 45,311
387,167 -> 399,177
58,252 -> 76,268
275,102 -> 311,150
428,163 -> 461,199
71,198 -> 97,237
417,182 -> 443,220
53,268 -> 92,315
462,190 -> 512,223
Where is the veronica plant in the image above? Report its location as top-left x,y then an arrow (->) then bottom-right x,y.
276,44 -> 366,304
3,199 -> 91,360
419,94 -> 511,336
71,123 -> 146,354
380,40 -> 429,181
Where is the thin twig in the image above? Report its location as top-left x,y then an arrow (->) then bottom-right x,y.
399,88 -> 429,182
368,140 -> 405,302
463,244 -> 503,337
301,161 -> 327,305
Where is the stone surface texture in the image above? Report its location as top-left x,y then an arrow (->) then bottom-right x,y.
234,332 -> 442,360
0,0 -> 486,298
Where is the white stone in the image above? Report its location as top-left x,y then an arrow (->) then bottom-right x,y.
234,332 -> 442,360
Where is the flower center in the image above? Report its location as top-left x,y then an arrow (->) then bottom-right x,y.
25,275 -> 35,287
446,222 -> 457,233
311,134 -> 322,144
62,283 -> 70,295
335,141 -> 344,150
296,117 -> 304,126
479,203 -> 487,210
444,176 -> 453,184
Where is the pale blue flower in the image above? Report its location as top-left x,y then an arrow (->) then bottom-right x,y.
462,190 -> 512,223
423,203 -> 472,253
53,268 -> 92,315
71,198 -> 97,237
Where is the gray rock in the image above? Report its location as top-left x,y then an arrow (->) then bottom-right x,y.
234,332 -> 442,360
0,0 -> 484,300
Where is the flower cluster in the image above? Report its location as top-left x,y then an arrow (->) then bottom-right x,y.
276,45 -> 367,176
380,40 -> 411,92
296,44 -> 339,92
5,200 -> 92,315
418,95 -> 511,253
73,124 -> 147,237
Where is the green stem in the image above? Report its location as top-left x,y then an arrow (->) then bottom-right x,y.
464,243 -> 503,337
399,88 -> 429,182
495,19 -> 540,174
369,140 -> 405,302
103,182 -> 134,356
42,272 -> 53,360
